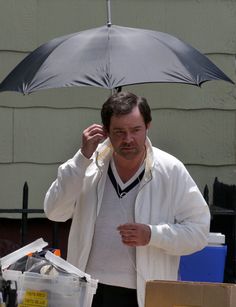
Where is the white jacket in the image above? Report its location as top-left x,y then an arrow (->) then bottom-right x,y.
44,138 -> 210,307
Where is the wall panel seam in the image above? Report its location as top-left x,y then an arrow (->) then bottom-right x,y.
1,106 -> 236,111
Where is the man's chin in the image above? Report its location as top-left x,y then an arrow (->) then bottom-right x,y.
119,150 -> 139,159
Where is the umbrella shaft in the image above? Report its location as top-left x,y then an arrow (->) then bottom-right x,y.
106,0 -> 112,26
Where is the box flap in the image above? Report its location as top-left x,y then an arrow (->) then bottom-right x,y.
145,281 -> 236,307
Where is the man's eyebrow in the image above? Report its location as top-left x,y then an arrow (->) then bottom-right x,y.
112,127 -> 124,131
131,126 -> 143,129
112,126 -> 143,131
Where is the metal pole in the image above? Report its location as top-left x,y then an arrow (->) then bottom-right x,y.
21,181 -> 28,246
106,0 -> 112,27
52,222 -> 59,248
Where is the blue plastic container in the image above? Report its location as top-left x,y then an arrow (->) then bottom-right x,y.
179,245 -> 227,282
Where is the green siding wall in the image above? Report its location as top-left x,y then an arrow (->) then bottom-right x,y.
0,0 -> 235,216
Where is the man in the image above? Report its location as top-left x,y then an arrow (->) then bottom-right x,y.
44,91 -> 210,307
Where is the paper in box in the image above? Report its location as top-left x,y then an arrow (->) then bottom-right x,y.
145,280 -> 236,307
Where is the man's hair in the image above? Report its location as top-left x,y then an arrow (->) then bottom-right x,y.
101,91 -> 152,131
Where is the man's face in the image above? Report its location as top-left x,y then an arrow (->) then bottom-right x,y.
107,106 -> 150,160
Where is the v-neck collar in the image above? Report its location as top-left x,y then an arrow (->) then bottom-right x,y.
108,160 -> 145,198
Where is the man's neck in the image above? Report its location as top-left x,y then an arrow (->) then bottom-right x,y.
113,150 -> 146,183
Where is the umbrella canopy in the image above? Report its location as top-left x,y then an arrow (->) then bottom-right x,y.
0,24 -> 233,94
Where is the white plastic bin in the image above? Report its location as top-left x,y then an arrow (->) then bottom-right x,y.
17,272 -> 97,307
0,239 -> 98,307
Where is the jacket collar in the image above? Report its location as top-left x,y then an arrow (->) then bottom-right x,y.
95,137 -> 154,177
95,138 -> 113,168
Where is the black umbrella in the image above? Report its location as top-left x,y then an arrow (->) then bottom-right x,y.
0,1 -> 233,94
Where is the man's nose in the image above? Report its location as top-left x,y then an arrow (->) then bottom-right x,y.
123,132 -> 133,142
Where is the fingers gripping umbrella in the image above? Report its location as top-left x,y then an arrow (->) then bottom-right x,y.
0,1 -> 233,94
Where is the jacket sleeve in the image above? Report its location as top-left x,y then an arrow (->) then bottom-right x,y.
44,150 -> 93,222
149,162 -> 211,255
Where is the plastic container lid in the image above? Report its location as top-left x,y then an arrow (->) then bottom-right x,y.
0,238 -> 48,270
208,232 -> 225,245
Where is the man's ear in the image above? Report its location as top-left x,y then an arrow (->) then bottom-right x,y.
103,126 -> 109,137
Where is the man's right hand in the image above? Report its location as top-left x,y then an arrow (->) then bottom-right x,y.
81,124 -> 107,159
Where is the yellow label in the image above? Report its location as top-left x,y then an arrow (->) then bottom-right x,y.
24,289 -> 48,299
21,298 -> 48,306
20,289 -> 48,307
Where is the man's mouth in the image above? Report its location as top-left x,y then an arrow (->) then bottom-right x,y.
120,147 -> 135,151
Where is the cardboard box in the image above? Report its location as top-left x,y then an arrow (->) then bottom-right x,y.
145,280 -> 236,307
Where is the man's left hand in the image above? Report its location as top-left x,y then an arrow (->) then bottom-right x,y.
117,223 -> 151,247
